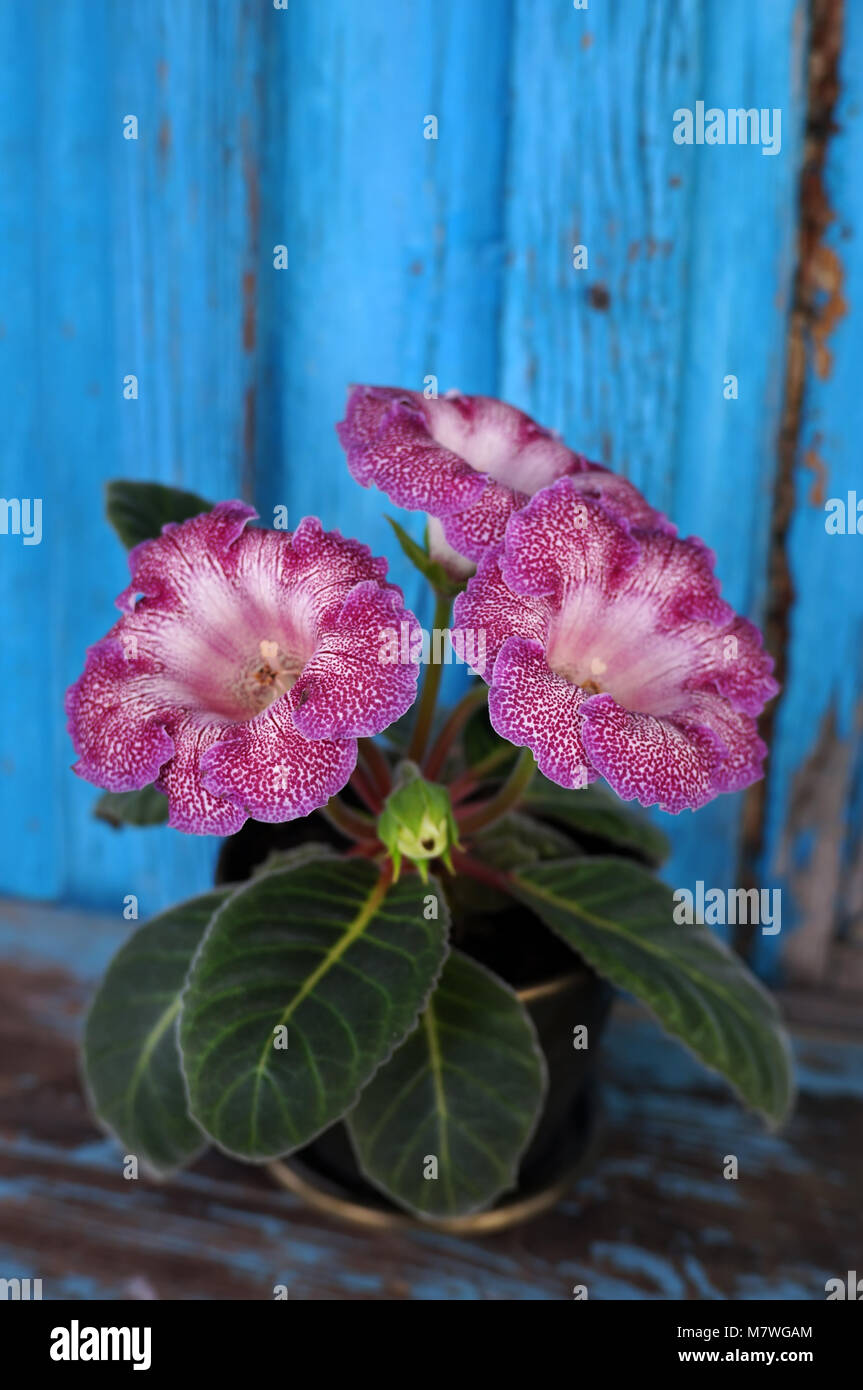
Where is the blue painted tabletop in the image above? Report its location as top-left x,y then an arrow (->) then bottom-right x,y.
1,896 -> 858,1300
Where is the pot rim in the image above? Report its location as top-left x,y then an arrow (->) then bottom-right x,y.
267,1155 -> 579,1236
517,969 -> 587,1004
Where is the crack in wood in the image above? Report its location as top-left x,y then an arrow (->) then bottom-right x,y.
740,0 -> 846,964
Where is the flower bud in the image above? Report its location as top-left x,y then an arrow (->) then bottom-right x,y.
377,762 -> 460,882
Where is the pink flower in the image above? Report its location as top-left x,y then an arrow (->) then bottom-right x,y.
66,502 -> 420,834
453,479 -> 778,814
337,385 -> 672,577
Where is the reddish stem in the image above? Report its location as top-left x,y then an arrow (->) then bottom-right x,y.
451,849 -> 513,896
449,744 -> 517,806
322,795 -> 378,844
349,763 -> 383,814
455,747 -> 536,836
423,684 -> 488,781
358,738 -> 392,801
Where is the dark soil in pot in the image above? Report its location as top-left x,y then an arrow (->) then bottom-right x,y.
216,815 -> 614,1220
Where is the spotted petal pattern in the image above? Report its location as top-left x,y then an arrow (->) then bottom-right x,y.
454,479 -> 778,813
67,503 -> 420,834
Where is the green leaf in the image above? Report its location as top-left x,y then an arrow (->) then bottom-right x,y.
106,479 -> 212,549
83,889 -> 230,1175
475,811 -> 576,870
93,785 -> 170,828
449,813 -> 577,917
385,515 -> 466,597
180,858 -> 449,1160
348,950 -> 546,1219
510,857 -> 794,1125
523,778 -> 671,866
250,843 -> 338,879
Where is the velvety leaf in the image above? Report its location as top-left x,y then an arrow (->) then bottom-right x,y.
93,785 -> 170,828
475,811 -> 576,869
180,858 -> 449,1160
250,843 -> 338,879
106,479 -> 212,549
348,950 -> 546,1219
83,889 -> 230,1175
523,778 -> 671,865
510,857 -> 794,1125
385,515 -> 466,597
452,812 -> 578,917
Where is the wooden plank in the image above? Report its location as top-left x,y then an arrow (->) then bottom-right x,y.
0,897 -> 858,1300
0,0 -> 511,916
263,0 -> 512,669
757,0 -> 863,981
498,0 -> 807,927
0,1 -> 268,911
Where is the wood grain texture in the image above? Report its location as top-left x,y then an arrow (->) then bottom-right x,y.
0,897 -> 858,1300
0,0 -> 267,910
499,0 -> 807,920
757,0 -> 863,981
1,0 -> 861,981
0,0 -> 510,916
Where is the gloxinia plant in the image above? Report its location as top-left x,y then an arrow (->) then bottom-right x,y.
72,388 -> 793,1225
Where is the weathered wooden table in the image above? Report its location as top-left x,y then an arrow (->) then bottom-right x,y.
1,897 -> 859,1301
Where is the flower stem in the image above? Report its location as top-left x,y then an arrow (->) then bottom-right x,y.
455,746 -> 536,836
322,794 -> 378,844
422,683 -> 488,781
450,849 -> 513,895
449,743 -> 517,805
349,764 -> 383,814
406,591 -> 453,764
358,737 -> 392,801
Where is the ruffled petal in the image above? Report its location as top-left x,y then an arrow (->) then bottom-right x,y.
489,637 -> 598,789
337,386 -> 488,514
424,392 -> 586,489
293,583 -> 421,739
568,465 -> 676,537
680,616 -> 779,716
156,715 -> 247,836
286,516 -> 390,626
337,385 -> 593,569
580,695 -> 724,814
503,480 -> 641,600
438,479 -> 530,566
65,636 -> 174,791
116,501 -> 257,612
610,529 -> 733,629
200,693 -> 357,824
453,547 -> 550,677
682,692 -> 770,795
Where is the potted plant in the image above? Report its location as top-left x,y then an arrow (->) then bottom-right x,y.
72,387 -> 793,1232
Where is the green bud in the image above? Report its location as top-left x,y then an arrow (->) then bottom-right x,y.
377,762 -> 460,883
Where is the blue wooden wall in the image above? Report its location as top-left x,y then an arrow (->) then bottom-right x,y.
2,0 -> 860,982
